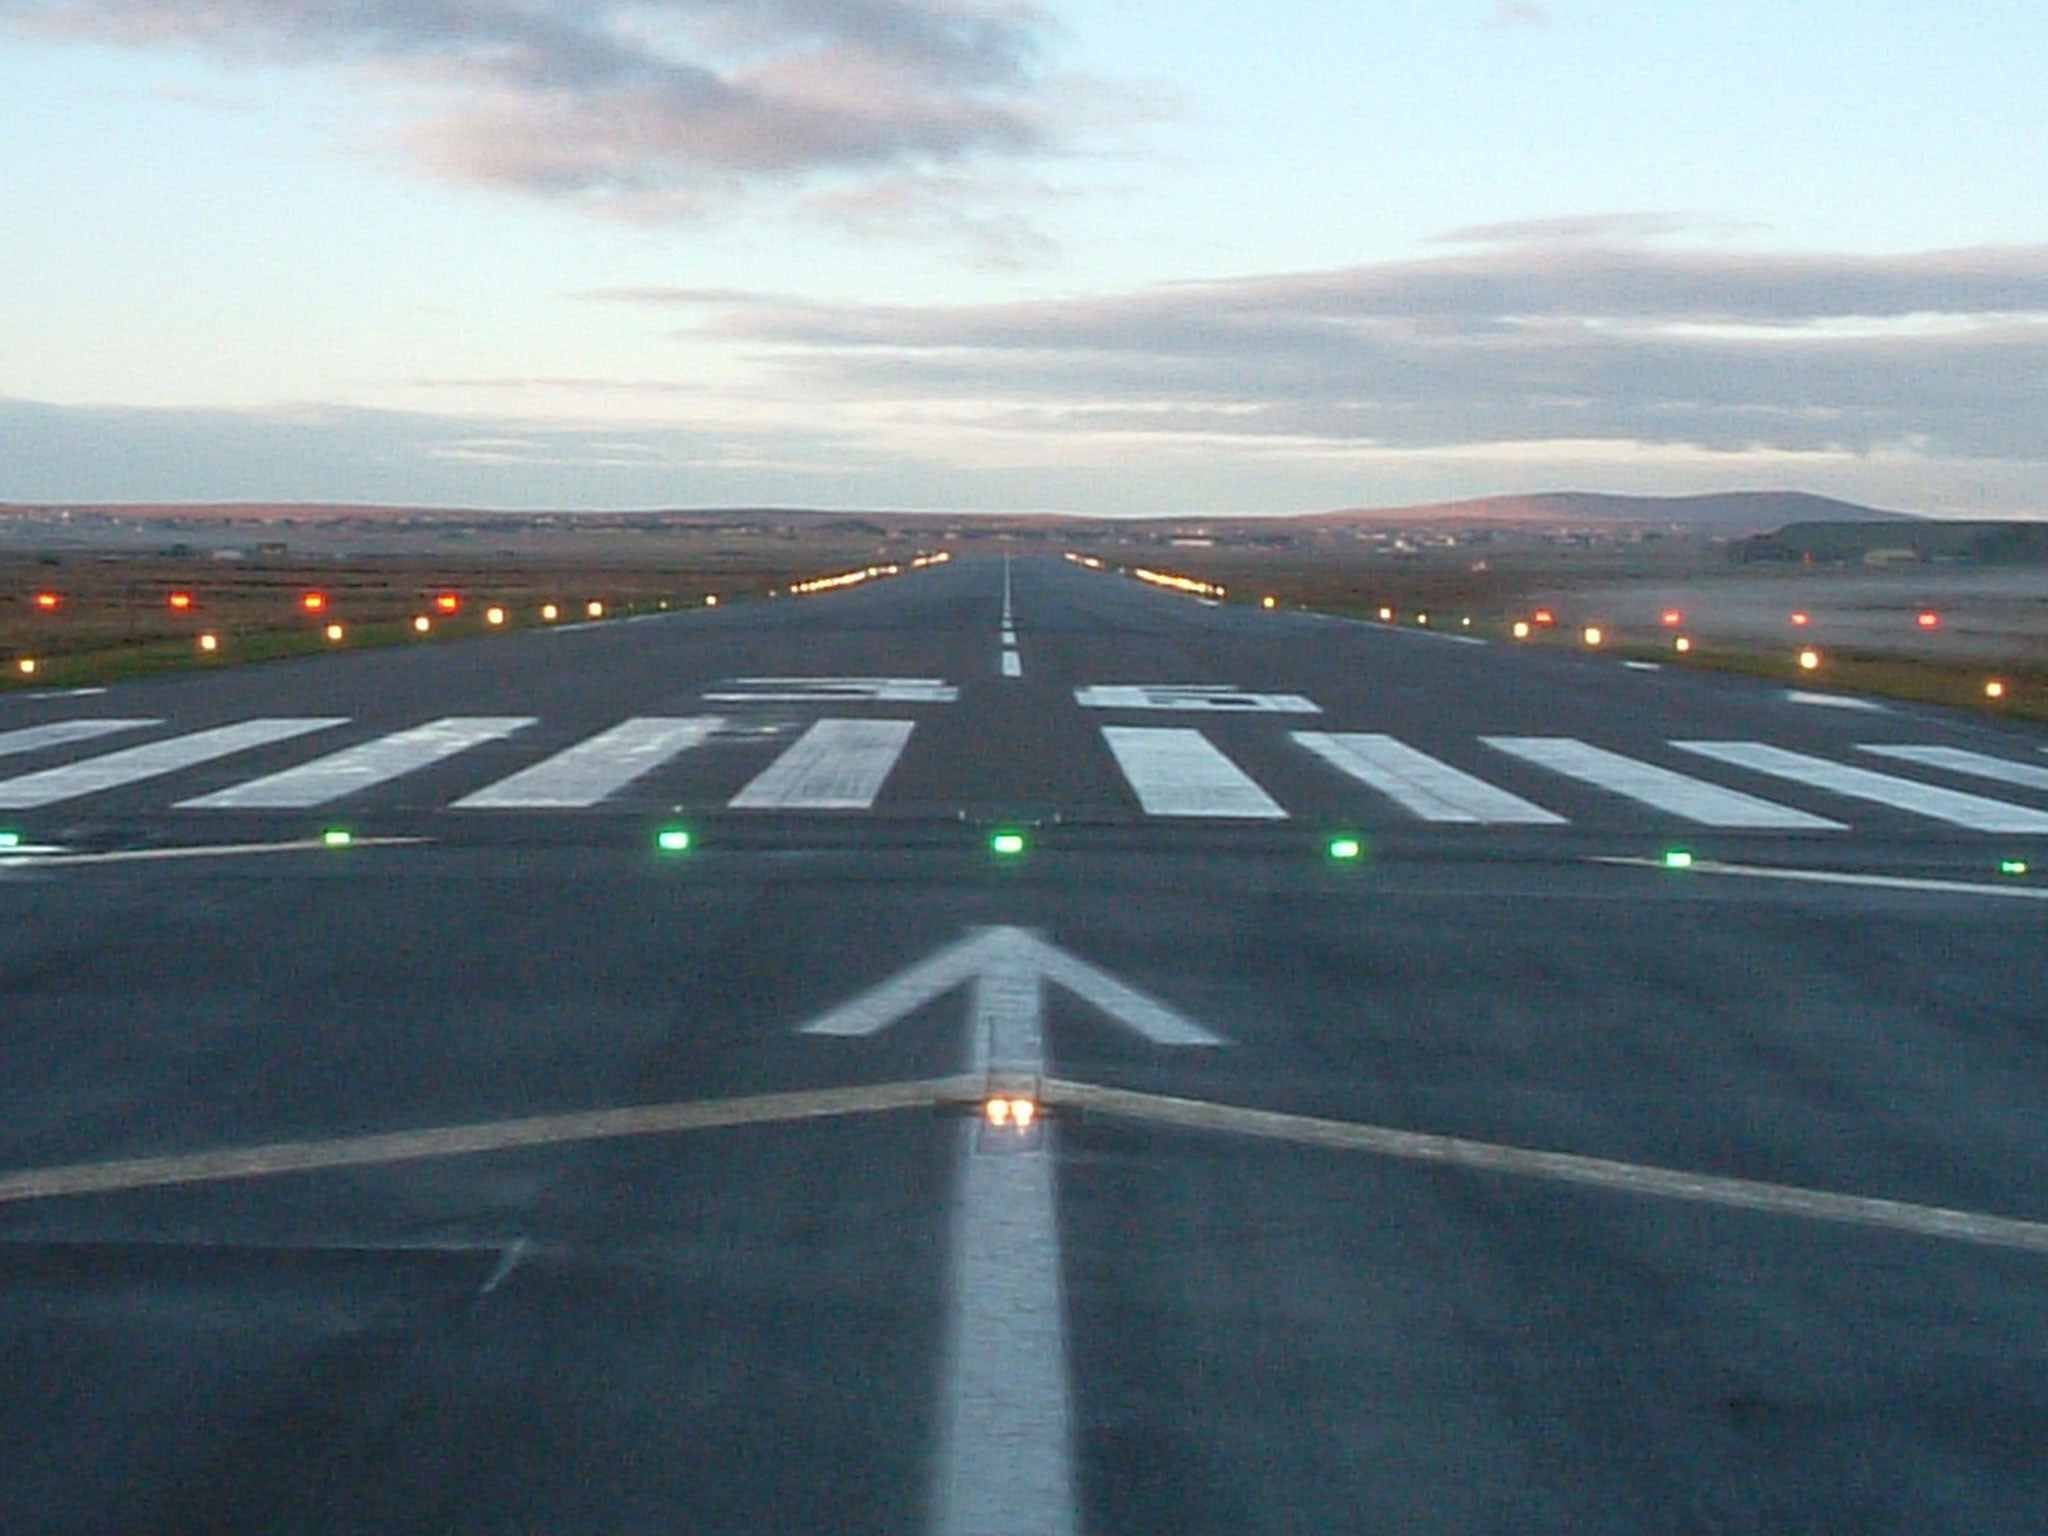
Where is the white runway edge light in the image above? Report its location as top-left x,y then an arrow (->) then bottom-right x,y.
984,1095 -> 1038,1129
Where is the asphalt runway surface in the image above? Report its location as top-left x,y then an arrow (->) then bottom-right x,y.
3,554 -> 2047,1534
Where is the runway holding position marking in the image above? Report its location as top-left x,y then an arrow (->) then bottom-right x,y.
0,718 -> 348,809
1675,740 -> 2048,833
1293,731 -> 1565,824
727,718 -> 916,810
179,717 -> 534,808
1483,736 -> 1845,829
1100,726 -> 1288,819
454,716 -> 726,809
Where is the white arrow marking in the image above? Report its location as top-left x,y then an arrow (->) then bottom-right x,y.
799,928 -> 1220,1536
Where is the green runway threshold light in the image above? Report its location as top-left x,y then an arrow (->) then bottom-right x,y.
1662,848 -> 1696,869
2000,858 -> 2030,877
656,828 -> 694,853
990,830 -> 1028,857
0,831 -> 20,850
1327,836 -> 1363,861
320,829 -> 353,848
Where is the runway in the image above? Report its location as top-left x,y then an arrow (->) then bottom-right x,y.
3,555 -> 2046,1533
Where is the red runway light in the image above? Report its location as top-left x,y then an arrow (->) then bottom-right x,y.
1790,610 -> 1810,627
1533,608 -> 1555,627
1660,608 -> 1683,627
301,591 -> 327,612
34,591 -> 60,611
1916,610 -> 1940,629
435,592 -> 460,613
167,591 -> 193,611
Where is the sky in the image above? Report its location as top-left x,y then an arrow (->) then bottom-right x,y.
3,0 -> 2047,516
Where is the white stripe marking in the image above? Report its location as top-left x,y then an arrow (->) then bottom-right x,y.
1674,741 -> 2048,833
1858,744 -> 2048,795
1102,726 -> 1287,819
1001,650 -> 1023,678
728,718 -> 914,809
1784,690 -> 1886,712
179,718 -> 533,809
1294,732 -> 1565,824
704,677 -> 958,704
1001,630 -> 1017,646
0,719 -> 159,759
0,719 -> 348,809
1485,737 -> 1843,829
935,1125 -> 1076,1536
454,717 -> 724,808
1077,684 -> 1320,714
1594,856 -> 2048,903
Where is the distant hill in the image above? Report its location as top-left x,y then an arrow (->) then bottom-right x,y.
1305,491 -> 1915,536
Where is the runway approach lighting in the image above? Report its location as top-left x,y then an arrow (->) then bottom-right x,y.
990,830 -> 1028,857
321,829 -> 353,848
1798,648 -> 1822,671
1327,835 -> 1364,861
656,828 -> 693,853
1662,848 -> 1696,870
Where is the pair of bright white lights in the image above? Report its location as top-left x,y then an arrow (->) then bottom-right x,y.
984,1096 -> 1037,1129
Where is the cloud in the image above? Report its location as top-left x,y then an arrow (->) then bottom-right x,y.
615,238 -> 2048,465
3,0 -> 1065,224
1485,2 -> 1552,28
